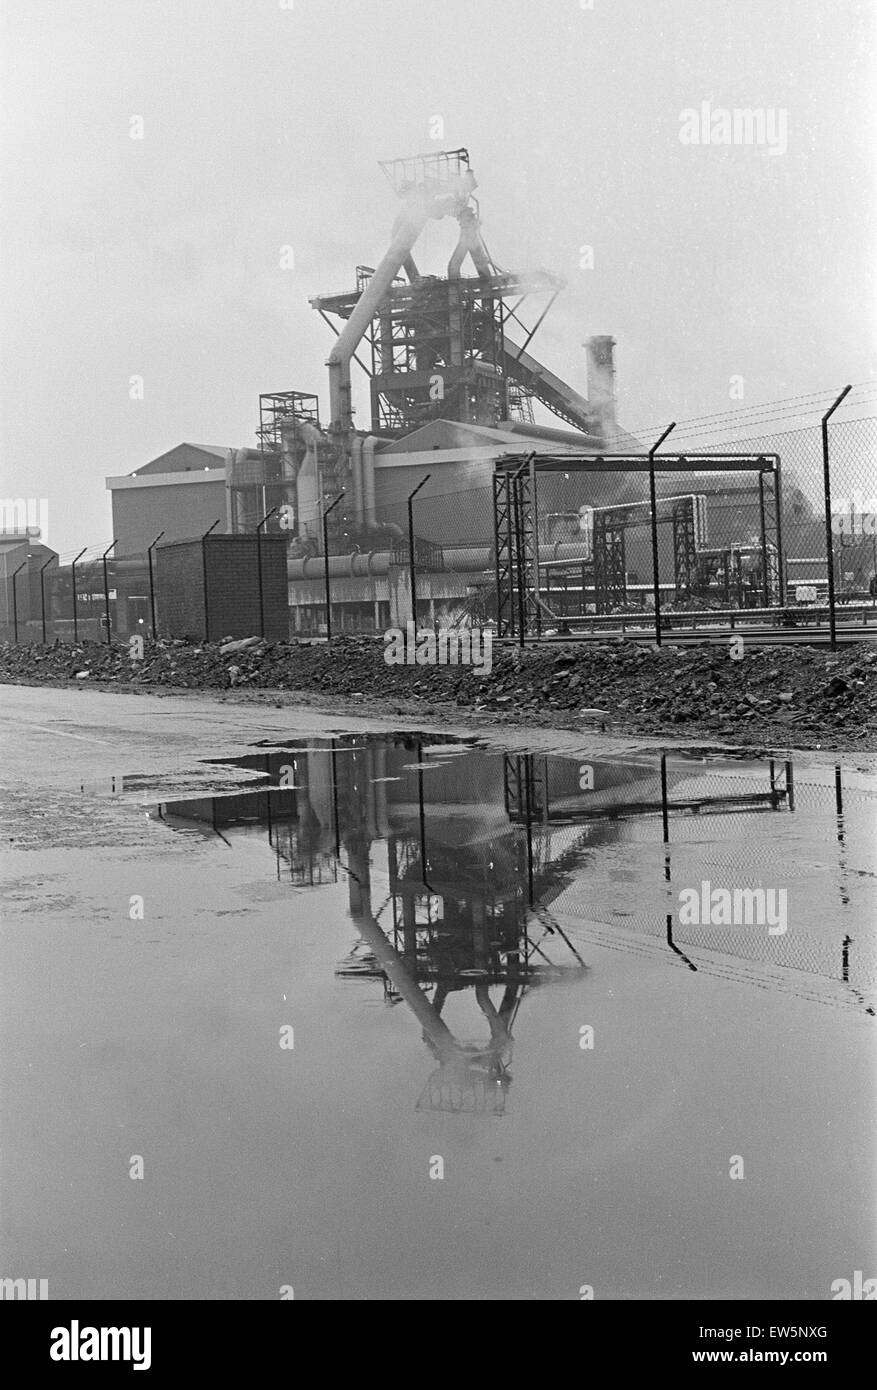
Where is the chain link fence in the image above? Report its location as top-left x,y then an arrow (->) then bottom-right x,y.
4,397 -> 874,647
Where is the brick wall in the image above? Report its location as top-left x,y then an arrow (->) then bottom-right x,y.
155,535 -> 288,640
204,536 -> 288,641
155,540 -> 205,638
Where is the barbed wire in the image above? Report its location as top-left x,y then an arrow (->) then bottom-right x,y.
614,382 -> 877,448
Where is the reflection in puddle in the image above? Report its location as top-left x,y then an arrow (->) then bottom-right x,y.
147,736 -> 877,1120
8,729 -> 874,1299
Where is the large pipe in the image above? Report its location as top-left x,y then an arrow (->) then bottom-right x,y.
448,206 -> 491,278
372,743 -> 389,837
229,447 -> 265,470
443,546 -> 491,572
286,538 -> 593,581
585,335 -> 618,435
445,540 -> 591,571
362,435 -> 378,527
300,421 -> 325,463
46,556 -> 161,580
351,905 -> 459,1061
326,166 -> 477,435
327,206 -> 432,435
51,539 -> 595,586
350,435 -> 364,526
288,551 -> 390,581
280,419 -> 329,539
227,448 -> 265,532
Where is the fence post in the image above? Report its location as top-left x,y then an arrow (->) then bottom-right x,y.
529,452 -> 543,636
513,473 -> 526,648
321,491 -> 345,641
511,458 -> 531,648
100,539 -> 117,644
11,560 -> 27,644
492,473 -> 503,635
407,475 -> 431,627
773,457 -> 786,607
506,473 -> 517,638
648,424 -> 676,646
660,752 -> 670,846
821,385 -> 852,649
757,470 -> 770,606
256,509 -> 278,639
39,553 -> 57,643
70,547 -> 87,643
200,521 -> 221,642
147,532 -> 164,640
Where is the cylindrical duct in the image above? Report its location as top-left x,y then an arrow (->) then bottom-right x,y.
362,436 -> 378,528
584,335 -> 617,436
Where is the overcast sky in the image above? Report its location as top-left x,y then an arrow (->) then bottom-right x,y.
1,0 -> 874,555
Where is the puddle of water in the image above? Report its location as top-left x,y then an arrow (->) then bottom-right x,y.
1,733 -> 875,1300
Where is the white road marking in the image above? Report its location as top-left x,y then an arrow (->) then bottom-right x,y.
18,723 -> 114,745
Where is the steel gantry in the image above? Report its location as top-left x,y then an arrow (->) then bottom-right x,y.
493,454 -> 551,639
593,511 -> 627,613
492,452 -> 783,636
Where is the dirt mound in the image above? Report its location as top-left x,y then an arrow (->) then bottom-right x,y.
2,635 -> 875,750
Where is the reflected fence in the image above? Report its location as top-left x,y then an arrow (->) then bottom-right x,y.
529,749 -> 877,1006
3,396 -> 875,649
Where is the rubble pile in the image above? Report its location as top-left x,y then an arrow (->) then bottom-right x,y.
1,634 -> 875,749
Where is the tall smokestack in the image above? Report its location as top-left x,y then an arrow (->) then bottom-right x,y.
585,335 -> 617,437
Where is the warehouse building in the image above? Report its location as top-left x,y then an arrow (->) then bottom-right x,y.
106,443 -> 229,556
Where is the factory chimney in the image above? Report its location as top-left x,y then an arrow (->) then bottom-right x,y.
585,335 -> 617,438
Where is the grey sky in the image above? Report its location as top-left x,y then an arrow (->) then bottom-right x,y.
1,0 -> 874,555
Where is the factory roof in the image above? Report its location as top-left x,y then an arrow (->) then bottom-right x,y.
0,538 -> 57,561
129,443 -> 230,477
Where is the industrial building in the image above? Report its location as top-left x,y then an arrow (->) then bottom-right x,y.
98,149 -> 655,635
0,148 -> 857,646
0,532 -> 59,639
90,147 -> 826,638
106,443 -> 229,557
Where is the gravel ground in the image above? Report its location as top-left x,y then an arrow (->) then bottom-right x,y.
2,635 -> 875,752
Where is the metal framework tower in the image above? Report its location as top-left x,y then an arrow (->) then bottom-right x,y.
311,149 -> 565,437
314,268 -> 564,435
493,470 -> 516,637
493,463 -> 545,638
671,498 -> 698,602
230,389 -> 347,543
507,380 -> 536,425
593,512 -> 627,613
256,391 -> 320,453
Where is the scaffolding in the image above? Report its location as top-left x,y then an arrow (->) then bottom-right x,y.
256,390 -> 320,453
493,460 -> 545,637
